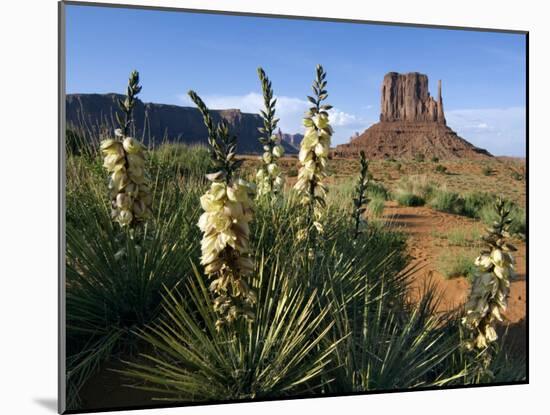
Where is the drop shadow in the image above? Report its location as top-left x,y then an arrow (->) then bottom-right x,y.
34,398 -> 57,412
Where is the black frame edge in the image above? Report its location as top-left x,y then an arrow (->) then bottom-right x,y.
58,1 -> 67,414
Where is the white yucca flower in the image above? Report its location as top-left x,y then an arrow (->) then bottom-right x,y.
294,65 -> 333,239
462,198 -> 517,352
256,68 -> 285,198
100,136 -> 152,227
189,89 -> 257,330
100,70 -> 151,228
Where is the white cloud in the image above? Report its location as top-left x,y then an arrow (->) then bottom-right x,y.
328,109 -> 360,127
446,107 -> 526,156
178,92 -> 373,145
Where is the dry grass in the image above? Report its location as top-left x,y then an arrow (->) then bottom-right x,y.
239,155 -> 526,209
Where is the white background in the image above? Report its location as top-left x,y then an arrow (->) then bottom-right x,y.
0,0 -> 546,414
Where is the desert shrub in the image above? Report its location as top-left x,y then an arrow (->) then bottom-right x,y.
428,189 -> 464,214
482,166 -> 493,176
446,228 -> 482,247
396,192 -> 425,206
327,178 -> 388,212
394,175 -> 434,206
462,191 -> 494,218
437,249 -> 477,280
367,195 -> 385,218
511,170 -> 524,181
287,166 -> 298,177
368,181 -> 389,200
431,156 -> 440,163
435,164 -> 448,174
414,153 -> 426,162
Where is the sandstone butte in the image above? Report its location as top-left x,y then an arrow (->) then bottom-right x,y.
334,72 -> 492,160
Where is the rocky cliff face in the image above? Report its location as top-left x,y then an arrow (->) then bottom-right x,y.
66,93 -> 297,154
380,72 -> 445,123
334,72 -> 490,159
276,129 -> 302,150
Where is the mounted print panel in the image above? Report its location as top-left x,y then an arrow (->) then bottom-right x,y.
59,1 -> 528,413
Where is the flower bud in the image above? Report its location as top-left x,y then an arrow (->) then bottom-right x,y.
272,145 -> 284,158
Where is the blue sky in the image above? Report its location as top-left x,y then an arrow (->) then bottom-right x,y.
66,4 -> 527,156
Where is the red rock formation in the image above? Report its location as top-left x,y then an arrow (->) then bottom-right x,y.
334,72 -> 491,159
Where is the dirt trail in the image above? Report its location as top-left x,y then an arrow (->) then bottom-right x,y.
383,201 -> 526,324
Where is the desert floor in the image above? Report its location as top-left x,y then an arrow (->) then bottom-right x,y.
244,155 -> 528,353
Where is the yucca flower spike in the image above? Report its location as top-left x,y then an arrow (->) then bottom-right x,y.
294,64 -> 333,240
99,70 -> 152,228
352,150 -> 370,240
256,67 -> 285,198
189,89 -> 257,330
462,198 -> 517,352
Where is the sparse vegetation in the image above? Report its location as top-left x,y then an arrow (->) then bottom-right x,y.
511,169 -> 524,181
435,164 -> 448,174
437,249 -> 477,280
394,175 -> 434,206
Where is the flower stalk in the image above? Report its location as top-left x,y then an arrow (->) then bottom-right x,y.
256,68 -> 285,198
189,90 -> 257,330
294,65 -> 333,244
462,198 -> 517,376
100,70 -> 152,228
352,151 -> 370,240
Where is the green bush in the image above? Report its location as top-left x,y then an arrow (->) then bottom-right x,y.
511,170 -> 524,181
461,192 -> 494,218
435,164 -> 448,174
396,192 -> 425,206
437,250 -> 477,280
367,181 -> 389,200
394,175 -> 434,206
428,189 -> 463,214
287,167 -> 298,177
368,195 -> 385,218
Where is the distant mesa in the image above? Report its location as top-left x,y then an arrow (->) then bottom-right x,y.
65,93 -> 298,154
277,128 -> 302,151
334,72 -> 492,159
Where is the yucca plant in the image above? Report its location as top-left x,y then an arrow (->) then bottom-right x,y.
122,259 -> 340,402
327,278 -> 463,392
256,67 -> 285,198
294,64 -> 333,250
120,177 -> 414,402
65,158 -> 202,408
100,70 -> 152,228
188,90 -> 257,330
